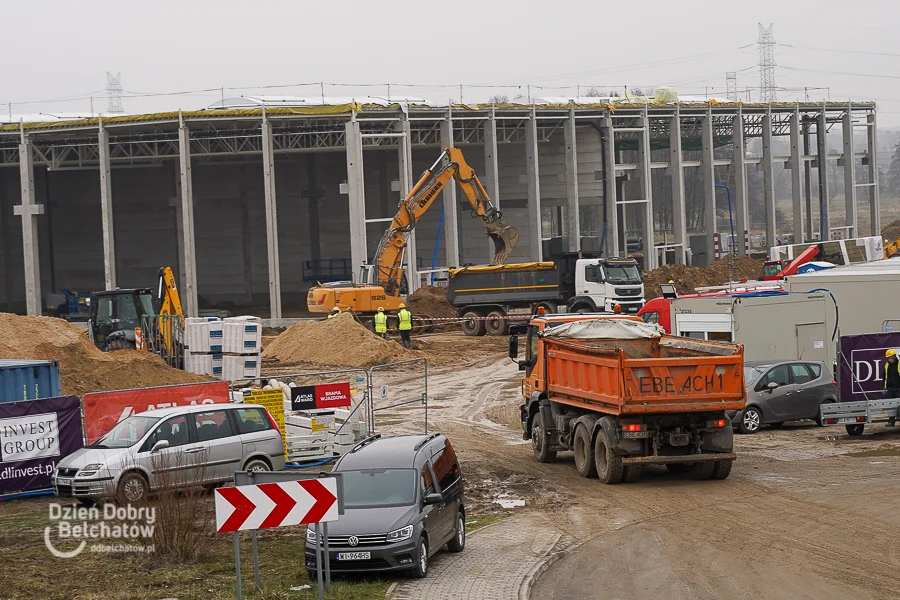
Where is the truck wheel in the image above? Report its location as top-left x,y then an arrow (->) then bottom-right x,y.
531,413 -> 557,463
846,423 -> 865,437
623,465 -> 642,483
689,461 -> 715,481
485,311 -> 509,336
594,432 -> 624,484
461,312 -> 485,337
711,459 -> 734,480
573,425 -> 597,478
576,308 -> 592,314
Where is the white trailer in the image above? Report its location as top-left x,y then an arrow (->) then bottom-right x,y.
820,399 -> 900,437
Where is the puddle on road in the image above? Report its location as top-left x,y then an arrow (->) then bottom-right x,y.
494,493 -> 526,509
747,448 -> 848,461
847,445 -> 900,458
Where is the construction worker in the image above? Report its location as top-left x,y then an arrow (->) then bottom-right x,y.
327,307 -> 341,320
374,307 -> 388,339
397,303 -> 413,348
884,349 -> 900,426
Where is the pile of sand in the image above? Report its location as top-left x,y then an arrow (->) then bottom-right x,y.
883,220 -> 900,243
0,313 -> 208,397
262,312 -> 419,368
407,286 -> 456,318
643,256 -> 764,299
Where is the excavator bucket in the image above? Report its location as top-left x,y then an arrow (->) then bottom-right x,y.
488,224 -> 520,264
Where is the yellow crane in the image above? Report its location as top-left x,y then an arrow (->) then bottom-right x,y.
307,147 -> 519,316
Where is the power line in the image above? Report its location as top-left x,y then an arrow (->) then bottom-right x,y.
777,43 -> 900,59
781,65 -> 900,81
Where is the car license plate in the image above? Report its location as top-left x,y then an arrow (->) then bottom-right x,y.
56,478 -> 72,486
838,417 -> 859,424
337,552 -> 371,561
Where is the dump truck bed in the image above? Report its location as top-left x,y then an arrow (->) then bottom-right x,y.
543,335 -> 745,415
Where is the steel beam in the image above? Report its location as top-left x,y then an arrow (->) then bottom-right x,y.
440,112 -> 461,267
13,136 -> 43,315
762,111 -> 777,250
702,111 -> 717,260
601,119 -> 619,258
732,111 -> 749,256
638,110 -> 655,270
867,112 -> 880,237
525,108 -> 543,261
98,121 -> 117,289
396,115 -> 418,292
261,111 -> 282,318
483,108 -> 500,258
789,109 -> 805,243
564,105 -> 580,253
842,111 -> 857,239
177,113 -> 199,317
817,111 -> 830,240
669,112 -> 687,264
344,118 -> 367,281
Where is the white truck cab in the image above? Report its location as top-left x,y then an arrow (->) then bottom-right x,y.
572,258 -> 644,314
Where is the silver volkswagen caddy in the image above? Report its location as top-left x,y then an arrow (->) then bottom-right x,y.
52,403 -> 285,504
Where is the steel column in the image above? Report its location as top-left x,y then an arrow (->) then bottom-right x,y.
867,112 -> 880,237
842,111 -> 857,239
396,115 -> 418,292
564,105 -> 580,253
601,120 -> 619,258
98,121 -> 117,289
177,113 -> 199,317
731,111 -> 749,256
13,136 -> 43,315
261,111 -> 282,318
817,111 -> 830,240
789,109 -> 805,243
638,110 -> 655,270
525,108 -> 543,261
483,107 -> 501,258
344,117 -> 367,280
762,111 -> 777,250
702,110 -> 717,260
440,112 -> 460,267
669,112 -> 687,264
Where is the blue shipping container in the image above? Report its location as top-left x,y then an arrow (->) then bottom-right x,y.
0,360 -> 62,402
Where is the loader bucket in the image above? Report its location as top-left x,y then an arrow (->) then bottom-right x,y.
488,224 -> 520,264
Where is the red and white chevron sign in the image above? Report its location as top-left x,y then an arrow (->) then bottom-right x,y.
215,479 -> 339,532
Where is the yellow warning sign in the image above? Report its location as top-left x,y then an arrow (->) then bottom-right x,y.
248,388 -> 288,459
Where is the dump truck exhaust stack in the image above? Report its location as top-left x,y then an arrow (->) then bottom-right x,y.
488,223 -> 520,264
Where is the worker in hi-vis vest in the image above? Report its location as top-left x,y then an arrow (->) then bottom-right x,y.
374,307 -> 388,339
327,307 -> 341,320
884,348 -> 900,426
397,303 -> 412,348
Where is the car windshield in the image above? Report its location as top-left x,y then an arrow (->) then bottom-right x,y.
605,264 -> 641,284
338,468 -> 417,508
91,415 -> 160,449
744,366 -> 768,386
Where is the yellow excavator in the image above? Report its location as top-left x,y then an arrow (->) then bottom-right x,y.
307,147 -> 519,316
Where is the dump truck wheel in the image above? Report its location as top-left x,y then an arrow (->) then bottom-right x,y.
531,413 -> 557,463
485,311 -> 509,336
594,431 -> 624,484
623,465 -> 642,483
690,461 -> 716,481
666,463 -> 689,474
573,425 -> 597,478
711,459 -> 734,480
461,312 -> 485,337
846,423 -> 865,437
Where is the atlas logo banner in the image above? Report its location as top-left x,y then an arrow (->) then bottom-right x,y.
839,332 -> 900,401
291,383 -> 352,411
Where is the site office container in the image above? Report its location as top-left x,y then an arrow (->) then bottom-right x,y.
0,360 -> 62,402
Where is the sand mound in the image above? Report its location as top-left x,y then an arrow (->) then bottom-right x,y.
0,313 -> 208,397
643,256 -> 764,299
883,220 -> 900,243
407,286 -> 456,318
262,313 -> 419,367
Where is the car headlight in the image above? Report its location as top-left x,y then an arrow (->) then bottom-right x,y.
386,525 -> 414,543
306,527 -> 317,544
78,464 -> 103,477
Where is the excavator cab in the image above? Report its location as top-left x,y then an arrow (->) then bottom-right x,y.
88,289 -> 155,351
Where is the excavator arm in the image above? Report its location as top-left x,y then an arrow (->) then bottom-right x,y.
156,266 -> 184,317
374,147 -> 519,295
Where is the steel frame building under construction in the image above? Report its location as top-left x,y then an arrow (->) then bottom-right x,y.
0,100 -> 879,318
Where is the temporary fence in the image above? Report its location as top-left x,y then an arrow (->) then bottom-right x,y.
140,314 -> 185,369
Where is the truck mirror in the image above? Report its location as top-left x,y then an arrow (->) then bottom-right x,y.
508,335 -> 519,360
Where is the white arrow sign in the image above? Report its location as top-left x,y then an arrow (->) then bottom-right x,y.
215,478 -> 339,533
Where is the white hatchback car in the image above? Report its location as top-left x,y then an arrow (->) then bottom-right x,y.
53,403 -> 285,504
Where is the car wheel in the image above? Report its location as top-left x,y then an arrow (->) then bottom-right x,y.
594,428 -> 624,484
409,536 -> 429,578
846,423 -> 865,437
573,424 -> 597,478
531,412 -> 557,463
244,458 -> 271,472
117,472 -> 148,504
690,461 -> 716,481
447,513 -> 466,553
738,407 -> 762,434
711,459 -> 734,480
461,312 -> 485,337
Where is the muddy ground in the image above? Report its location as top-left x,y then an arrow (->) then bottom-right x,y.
363,332 -> 900,599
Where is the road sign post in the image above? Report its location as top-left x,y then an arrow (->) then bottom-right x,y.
218,471 -> 343,600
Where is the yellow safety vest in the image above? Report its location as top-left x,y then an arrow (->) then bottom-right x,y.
398,309 -> 412,331
885,361 -> 900,389
374,312 -> 387,333
327,312 -> 338,319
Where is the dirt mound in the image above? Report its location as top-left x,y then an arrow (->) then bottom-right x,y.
0,313 -> 207,396
262,312 -> 419,368
643,256 -> 764,299
882,220 -> 900,243
407,286 -> 456,318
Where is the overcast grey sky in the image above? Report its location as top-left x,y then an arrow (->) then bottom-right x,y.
3,0 -> 900,125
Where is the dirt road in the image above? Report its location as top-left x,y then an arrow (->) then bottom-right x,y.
371,333 -> 900,599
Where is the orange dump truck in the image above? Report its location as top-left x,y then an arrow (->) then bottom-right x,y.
509,314 -> 745,483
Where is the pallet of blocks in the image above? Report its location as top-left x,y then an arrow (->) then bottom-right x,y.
284,408 -> 368,463
184,316 -> 262,381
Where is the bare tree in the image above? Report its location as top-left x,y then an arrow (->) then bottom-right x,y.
488,94 -> 509,104
585,87 -> 604,98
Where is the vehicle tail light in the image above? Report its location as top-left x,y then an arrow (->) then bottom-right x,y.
264,409 -> 281,432
708,419 -> 727,428
856,416 -> 865,423
826,418 -> 837,424
622,423 -> 645,432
